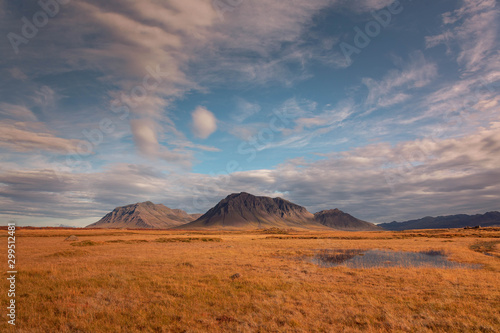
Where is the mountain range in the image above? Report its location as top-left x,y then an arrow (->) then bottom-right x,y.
379,211 -> 500,230
87,192 -> 379,231
87,192 -> 499,231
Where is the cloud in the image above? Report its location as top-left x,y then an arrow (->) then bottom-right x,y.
191,106 -> 218,139
336,0 -> 397,14
233,120 -> 500,222
223,97 -> 351,151
224,123 -> 265,141
0,0 -> 379,169
377,93 -> 411,108
2,120 -> 499,224
130,119 -> 159,157
291,100 -> 354,133
232,98 -> 261,123
8,68 -> 28,80
0,103 -> 37,122
0,122 -> 85,153
425,0 -> 498,73
362,52 -> 437,112
130,119 -> 191,164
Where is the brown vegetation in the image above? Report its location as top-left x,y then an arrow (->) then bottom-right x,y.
1,227 -> 499,332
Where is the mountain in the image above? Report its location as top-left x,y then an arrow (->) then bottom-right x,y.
177,192 -> 322,230
87,193 -> 382,231
379,211 -> 500,231
86,201 -> 199,229
314,209 -> 382,231
176,192 -> 378,231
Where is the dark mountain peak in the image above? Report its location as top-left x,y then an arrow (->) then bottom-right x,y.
224,192 -> 255,202
137,201 -> 155,206
178,192 -> 317,229
220,192 -> 305,211
121,201 -> 155,209
316,208 -> 342,215
227,192 -> 251,197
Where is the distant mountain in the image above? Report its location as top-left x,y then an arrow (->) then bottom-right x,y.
86,201 -> 199,229
177,192 -> 322,230
379,211 -> 500,231
314,209 -> 381,231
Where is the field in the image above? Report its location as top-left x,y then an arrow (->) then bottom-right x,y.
1,227 -> 500,332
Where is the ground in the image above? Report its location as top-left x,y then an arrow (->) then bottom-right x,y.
1,227 -> 499,332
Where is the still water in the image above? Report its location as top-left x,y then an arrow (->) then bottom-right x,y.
310,249 -> 480,269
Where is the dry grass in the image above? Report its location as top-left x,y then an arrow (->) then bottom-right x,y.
1,228 -> 499,332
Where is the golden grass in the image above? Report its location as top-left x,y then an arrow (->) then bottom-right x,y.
1,228 -> 499,332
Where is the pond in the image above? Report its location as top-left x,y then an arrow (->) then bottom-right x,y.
309,249 -> 480,269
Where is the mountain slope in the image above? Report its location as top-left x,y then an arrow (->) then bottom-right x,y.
86,201 -> 198,229
379,211 -> 500,230
314,209 -> 381,231
177,192 -> 322,229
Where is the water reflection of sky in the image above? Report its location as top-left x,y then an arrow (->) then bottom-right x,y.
310,249 -> 481,269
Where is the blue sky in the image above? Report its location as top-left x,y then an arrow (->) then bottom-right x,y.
0,0 -> 499,226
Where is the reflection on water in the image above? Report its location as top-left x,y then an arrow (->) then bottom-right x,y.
310,249 -> 480,269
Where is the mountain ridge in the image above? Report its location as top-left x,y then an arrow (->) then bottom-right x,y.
87,193 -> 382,231
379,211 -> 500,230
86,201 -> 200,229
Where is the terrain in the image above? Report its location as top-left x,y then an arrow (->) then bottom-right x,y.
89,192 -> 381,231
380,211 -> 500,231
1,227 -> 499,332
87,201 -> 200,229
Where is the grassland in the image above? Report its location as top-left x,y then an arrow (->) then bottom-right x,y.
1,227 -> 499,332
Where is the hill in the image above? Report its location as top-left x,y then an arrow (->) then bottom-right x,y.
177,192 -> 321,230
379,211 -> 500,231
86,201 -> 199,229
314,209 -> 381,231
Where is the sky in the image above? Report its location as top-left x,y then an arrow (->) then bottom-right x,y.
0,0 -> 499,227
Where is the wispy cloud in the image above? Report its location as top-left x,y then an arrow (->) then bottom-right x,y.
362,52 -> 437,114
0,103 -> 37,122
232,98 -> 261,123
130,119 -> 192,165
0,122 -> 85,153
2,119 -> 499,224
426,0 -> 498,74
